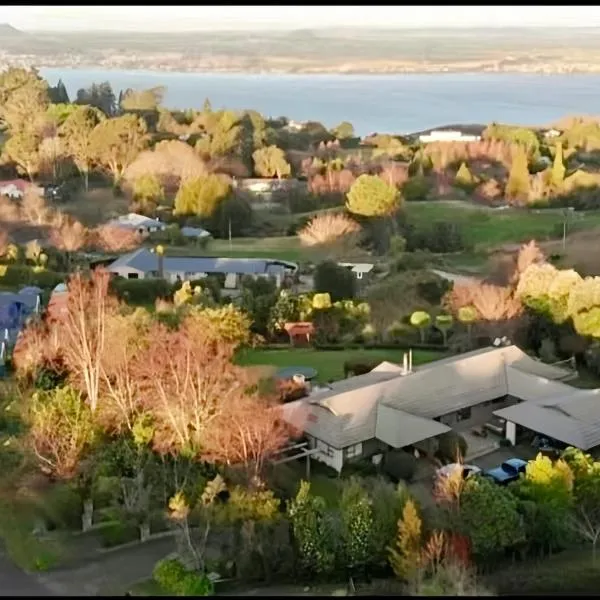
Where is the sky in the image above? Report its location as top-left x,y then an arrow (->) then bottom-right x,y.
2,5 -> 600,32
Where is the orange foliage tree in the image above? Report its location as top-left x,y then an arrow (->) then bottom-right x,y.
92,224 -> 141,252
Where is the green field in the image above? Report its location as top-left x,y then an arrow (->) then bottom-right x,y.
235,347 -> 445,383
407,201 -> 600,249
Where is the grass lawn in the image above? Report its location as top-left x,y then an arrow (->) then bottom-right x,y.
235,347 -> 446,383
407,201 -> 600,250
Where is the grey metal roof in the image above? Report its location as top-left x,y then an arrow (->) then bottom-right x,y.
181,227 -> 211,238
376,404 -> 451,448
109,248 -> 298,276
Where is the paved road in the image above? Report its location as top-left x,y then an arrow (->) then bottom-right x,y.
0,550 -> 53,597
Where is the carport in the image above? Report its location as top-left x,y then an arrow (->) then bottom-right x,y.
494,390 -> 600,451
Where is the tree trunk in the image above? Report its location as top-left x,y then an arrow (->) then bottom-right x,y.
139,521 -> 150,542
84,169 -> 89,193
82,498 -> 94,532
419,327 -> 426,344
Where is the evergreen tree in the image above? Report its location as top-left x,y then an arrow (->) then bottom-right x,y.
454,161 -> 476,189
505,148 -> 530,203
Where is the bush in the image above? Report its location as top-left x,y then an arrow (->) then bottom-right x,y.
99,521 -> 139,548
402,175 -> 432,202
343,357 -> 382,377
436,431 -> 468,464
392,250 -> 440,272
382,450 -> 417,482
405,222 -> 470,253
110,277 -> 174,305
153,558 -> 215,596
0,264 -> 64,289
314,260 -> 356,302
39,483 -> 83,531
340,459 -> 379,478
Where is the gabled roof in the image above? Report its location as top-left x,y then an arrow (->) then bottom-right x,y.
376,405 -> 451,448
108,248 -> 299,276
180,226 -> 211,238
108,213 -> 165,230
282,345 -> 581,450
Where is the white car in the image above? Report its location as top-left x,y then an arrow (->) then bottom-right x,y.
435,463 -> 481,482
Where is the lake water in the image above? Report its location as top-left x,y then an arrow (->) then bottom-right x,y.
40,68 -> 600,137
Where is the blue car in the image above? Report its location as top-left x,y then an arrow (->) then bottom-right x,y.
485,458 -> 528,485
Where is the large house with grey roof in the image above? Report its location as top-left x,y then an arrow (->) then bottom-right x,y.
107,247 -> 298,289
282,345 -> 588,473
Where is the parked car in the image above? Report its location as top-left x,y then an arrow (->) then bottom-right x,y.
484,458 -> 528,485
435,463 -> 481,483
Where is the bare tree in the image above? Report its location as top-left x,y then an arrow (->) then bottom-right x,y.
20,188 -> 52,226
49,215 -> 88,268
92,224 -> 141,253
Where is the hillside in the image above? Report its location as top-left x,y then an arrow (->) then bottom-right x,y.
4,26 -> 600,74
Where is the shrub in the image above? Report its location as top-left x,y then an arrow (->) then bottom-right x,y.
402,175 -> 432,201
0,264 -> 64,289
314,260 -> 356,301
382,450 -> 418,482
39,483 -> 83,531
340,460 -> 379,478
110,277 -> 174,305
298,212 -> 360,247
99,521 -> 139,548
153,558 -> 215,596
343,357 -> 381,377
436,431 -> 468,464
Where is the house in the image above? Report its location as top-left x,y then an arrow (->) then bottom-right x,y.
544,129 -> 562,139
107,247 -> 298,289
0,179 -> 41,199
419,130 -> 482,144
0,288 -> 41,348
106,213 -> 167,236
180,226 -> 212,240
282,345 -> 581,473
46,283 -> 69,321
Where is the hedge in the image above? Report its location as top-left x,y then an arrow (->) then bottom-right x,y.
0,265 -> 65,289
110,278 -> 175,305
313,342 -> 448,352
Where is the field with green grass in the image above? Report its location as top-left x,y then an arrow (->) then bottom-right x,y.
407,201 -> 600,249
235,347 -> 445,383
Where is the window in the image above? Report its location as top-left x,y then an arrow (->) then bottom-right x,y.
317,440 -> 335,457
456,407 -> 472,421
344,443 -> 362,459
127,273 -> 139,280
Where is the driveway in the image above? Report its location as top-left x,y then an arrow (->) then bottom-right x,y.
0,549 -> 54,596
470,444 -> 536,472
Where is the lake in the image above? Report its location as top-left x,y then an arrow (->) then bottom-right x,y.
40,68 -> 600,136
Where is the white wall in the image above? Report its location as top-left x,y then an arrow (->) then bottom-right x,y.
310,438 -> 344,473
109,266 -> 146,280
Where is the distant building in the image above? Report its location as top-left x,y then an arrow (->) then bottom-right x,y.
0,179 -> 42,200
180,226 -> 212,240
107,247 -> 298,289
419,130 -> 482,144
544,129 -> 562,139
106,213 -> 167,236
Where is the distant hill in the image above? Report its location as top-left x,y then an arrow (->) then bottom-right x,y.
0,23 -> 27,38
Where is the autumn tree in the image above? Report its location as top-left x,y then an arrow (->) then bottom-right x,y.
92,224 -> 141,253
567,276 -> 600,338
551,142 -> 566,188
252,145 -> 291,179
174,174 -> 231,217
435,314 -> 454,346
410,311 -> 431,343
60,105 -> 105,191
55,269 -> 118,414
346,174 -> 400,217
332,121 -> 355,140
2,130 -> 42,181
388,498 -> 423,583
20,188 -> 52,225
505,147 -> 530,205
194,110 -> 242,160
89,113 -> 149,187
132,174 -> 165,211
120,86 -> 166,111
0,67 -> 50,133
454,162 -> 476,190
124,140 -> 207,193
49,215 -> 88,268
27,385 -> 95,480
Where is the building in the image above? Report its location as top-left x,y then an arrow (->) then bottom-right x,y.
180,226 -> 211,241
544,129 -> 562,139
419,130 -> 482,144
107,247 -> 298,289
0,179 -> 42,200
106,213 -> 167,236
282,345 -> 580,473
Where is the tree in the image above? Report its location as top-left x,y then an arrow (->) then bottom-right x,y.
89,114 -> 149,187
567,276 -> 600,338
459,476 -> 525,560
287,481 -> 338,576
410,311 -> 431,343
2,130 -> 41,181
120,86 -> 166,111
457,305 -> 477,345
49,216 -> 88,269
252,145 -> 291,179
92,224 -> 141,253
20,188 -> 52,225
454,162 -> 476,190
132,174 -> 165,211
505,147 -> 530,204
60,105 -> 105,191
54,269 -> 119,414
346,174 -> 400,217
314,260 -> 356,302
173,174 -> 231,217
48,79 -> 70,104
551,142 -> 566,188
194,110 -> 242,159
27,385 -> 95,480
571,462 -> 600,562
332,121 -> 355,140
435,314 -> 454,346
0,67 -> 50,133
298,212 -> 361,249
75,81 -> 116,116
388,498 -> 423,583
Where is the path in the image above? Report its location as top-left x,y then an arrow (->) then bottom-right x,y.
430,269 -> 480,285
36,536 -> 176,596
0,549 -> 54,597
